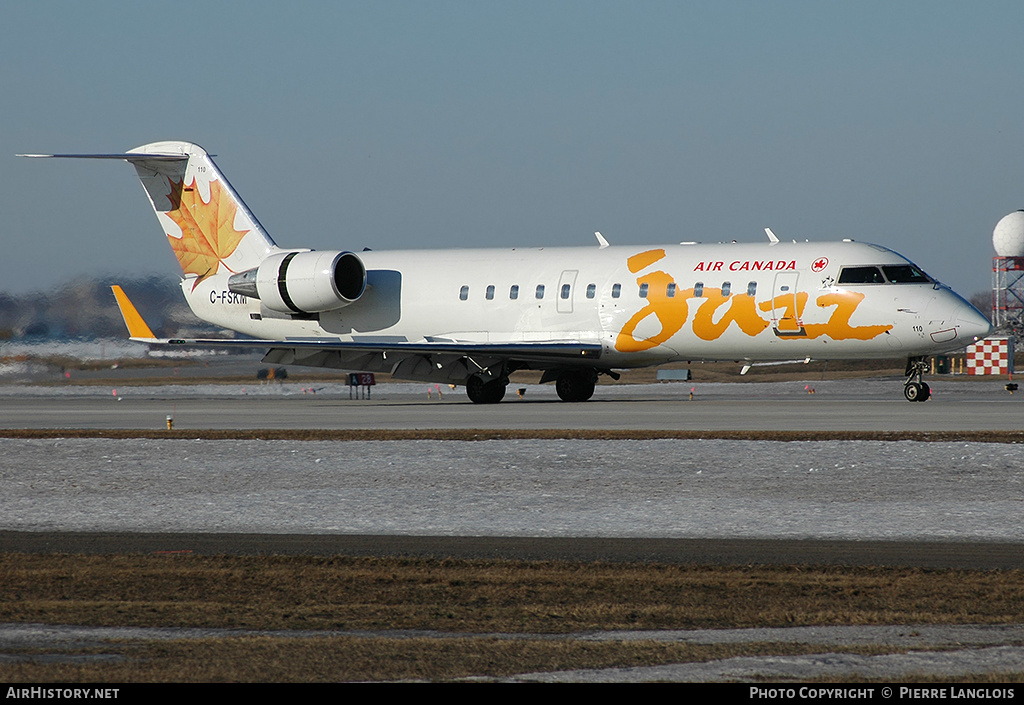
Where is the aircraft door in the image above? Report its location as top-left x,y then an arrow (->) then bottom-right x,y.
557,269 -> 579,314
771,272 -> 806,337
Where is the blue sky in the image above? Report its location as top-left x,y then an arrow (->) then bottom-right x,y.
4,1 -> 1023,298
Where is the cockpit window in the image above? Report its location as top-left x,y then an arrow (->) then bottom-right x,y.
837,264 -> 933,285
881,265 -> 930,284
837,266 -> 885,284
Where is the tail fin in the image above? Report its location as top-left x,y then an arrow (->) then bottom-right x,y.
127,141 -> 277,282
22,141 -> 278,284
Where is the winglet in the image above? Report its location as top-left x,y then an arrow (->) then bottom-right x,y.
594,231 -> 610,249
111,285 -> 157,339
764,227 -> 779,244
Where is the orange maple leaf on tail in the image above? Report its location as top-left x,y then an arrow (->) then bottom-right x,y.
164,177 -> 249,286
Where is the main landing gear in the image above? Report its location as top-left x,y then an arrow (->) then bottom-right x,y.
466,375 -> 508,404
904,356 -> 931,402
465,368 -> 602,403
555,369 -> 597,402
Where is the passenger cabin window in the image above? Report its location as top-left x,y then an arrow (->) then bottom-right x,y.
882,265 -> 930,284
639,283 -> 649,298
510,285 -> 519,300
612,283 -> 621,298
560,283 -> 571,299
459,286 -> 469,301
485,285 -> 495,300
667,282 -> 676,298
838,266 -> 885,284
586,283 -> 596,299
747,282 -> 757,297
694,282 -> 704,297
721,281 -> 731,297
536,284 -> 545,299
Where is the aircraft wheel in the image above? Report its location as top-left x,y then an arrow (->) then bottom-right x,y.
484,381 -> 507,403
904,382 -> 925,402
555,370 -> 596,402
918,382 -> 930,402
466,376 -> 507,404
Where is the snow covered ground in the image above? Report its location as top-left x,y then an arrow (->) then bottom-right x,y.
2,437 -> 1020,540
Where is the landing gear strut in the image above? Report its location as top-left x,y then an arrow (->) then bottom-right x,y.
466,375 -> 508,404
903,356 -> 931,402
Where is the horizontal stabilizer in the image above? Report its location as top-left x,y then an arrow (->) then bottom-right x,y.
19,153 -> 188,161
22,142 -> 277,278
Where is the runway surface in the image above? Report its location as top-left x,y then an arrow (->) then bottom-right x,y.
1,377 -> 1023,431
4,532 -> 1024,570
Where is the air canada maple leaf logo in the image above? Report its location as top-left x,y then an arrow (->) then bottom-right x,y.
164,177 -> 249,284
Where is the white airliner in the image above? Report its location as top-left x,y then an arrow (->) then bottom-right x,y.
23,141 -> 991,403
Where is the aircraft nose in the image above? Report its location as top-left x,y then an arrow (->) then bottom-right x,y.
956,305 -> 992,343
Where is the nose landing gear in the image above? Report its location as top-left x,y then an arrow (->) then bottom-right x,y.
904,357 -> 931,402
904,381 -> 931,402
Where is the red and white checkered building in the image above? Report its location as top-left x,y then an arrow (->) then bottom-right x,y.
966,337 -> 1014,376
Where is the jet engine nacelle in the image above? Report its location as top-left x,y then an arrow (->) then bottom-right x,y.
228,250 -> 366,314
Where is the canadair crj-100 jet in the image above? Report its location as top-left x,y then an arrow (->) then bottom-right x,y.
23,141 -> 991,403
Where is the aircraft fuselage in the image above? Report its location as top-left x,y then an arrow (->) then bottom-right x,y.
186,239 -> 985,369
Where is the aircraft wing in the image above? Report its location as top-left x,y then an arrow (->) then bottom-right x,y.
133,334 -> 602,359
127,333 -> 603,381
113,286 -> 601,381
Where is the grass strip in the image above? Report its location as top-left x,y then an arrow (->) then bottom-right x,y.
3,554 -> 1024,633
3,554 -> 1024,682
